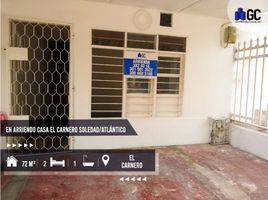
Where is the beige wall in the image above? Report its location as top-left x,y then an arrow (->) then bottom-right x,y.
1,0 -> 234,148
231,124 -> 268,160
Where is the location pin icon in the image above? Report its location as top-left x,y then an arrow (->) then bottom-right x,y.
102,154 -> 110,166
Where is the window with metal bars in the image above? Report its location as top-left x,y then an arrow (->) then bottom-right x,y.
231,36 -> 268,129
91,46 -> 124,118
91,29 -> 186,118
127,33 -> 156,50
157,56 -> 181,94
156,55 -> 184,117
127,78 -> 151,94
158,35 -> 186,52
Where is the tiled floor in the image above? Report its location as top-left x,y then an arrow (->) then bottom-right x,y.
2,144 -> 268,200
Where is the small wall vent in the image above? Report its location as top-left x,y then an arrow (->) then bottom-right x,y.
160,13 -> 172,27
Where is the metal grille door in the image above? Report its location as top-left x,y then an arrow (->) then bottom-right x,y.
9,20 -> 70,152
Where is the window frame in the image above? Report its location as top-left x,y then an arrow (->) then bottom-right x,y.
91,29 -> 186,118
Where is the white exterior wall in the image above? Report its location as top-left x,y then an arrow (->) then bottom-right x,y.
231,124 -> 268,160
1,0 -> 233,149
236,23 -> 268,43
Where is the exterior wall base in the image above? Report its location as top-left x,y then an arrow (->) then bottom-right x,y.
230,124 -> 268,160
73,118 -> 210,149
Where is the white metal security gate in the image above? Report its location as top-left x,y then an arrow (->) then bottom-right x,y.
231,36 -> 268,129
9,19 -> 71,152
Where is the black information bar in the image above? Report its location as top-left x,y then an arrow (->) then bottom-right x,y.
2,150 -> 155,172
1,119 -> 137,136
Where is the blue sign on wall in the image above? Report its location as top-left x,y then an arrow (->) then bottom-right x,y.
124,51 -> 157,77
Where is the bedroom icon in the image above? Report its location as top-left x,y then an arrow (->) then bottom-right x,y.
50,157 -> 65,167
